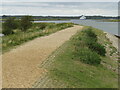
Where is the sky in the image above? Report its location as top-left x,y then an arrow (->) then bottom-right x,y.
1,1 -> 118,16
2,0 -> 120,2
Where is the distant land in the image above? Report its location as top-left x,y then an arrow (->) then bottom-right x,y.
0,15 -> 119,20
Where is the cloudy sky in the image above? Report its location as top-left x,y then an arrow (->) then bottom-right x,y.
1,1 -> 118,16
2,0 -> 120,2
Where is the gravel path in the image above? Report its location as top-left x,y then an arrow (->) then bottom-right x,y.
2,25 -> 83,88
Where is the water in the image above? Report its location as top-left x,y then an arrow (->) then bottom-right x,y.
34,19 -> 118,36
71,20 -> 118,36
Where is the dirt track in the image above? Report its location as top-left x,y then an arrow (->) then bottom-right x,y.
2,25 -> 83,88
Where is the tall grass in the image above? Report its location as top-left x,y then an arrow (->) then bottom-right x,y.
0,22 -> 2,33
74,48 -> 101,65
2,22 -> 74,53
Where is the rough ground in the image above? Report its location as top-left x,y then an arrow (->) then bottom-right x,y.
105,32 -> 120,51
2,25 -> 83,88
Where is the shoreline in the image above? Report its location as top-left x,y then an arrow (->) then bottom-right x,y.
114,35 -> 120,39
105,32 -> 119,51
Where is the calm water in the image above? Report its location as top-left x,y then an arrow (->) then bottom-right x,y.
35,20 -> 118,36
71,20 -> 118,36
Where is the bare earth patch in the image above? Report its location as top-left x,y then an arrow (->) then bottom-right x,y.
2,25 -> 83,88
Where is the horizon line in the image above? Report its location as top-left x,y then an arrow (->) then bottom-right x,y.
0,15 -> 118,17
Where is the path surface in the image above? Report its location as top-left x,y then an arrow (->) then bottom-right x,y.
2,25 -> 83,88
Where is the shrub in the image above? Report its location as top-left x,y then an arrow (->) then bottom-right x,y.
74,48 -> 101,65
83,36 -> 97,45
20,16 -> 33,31
88,42 -> 106,56
73,27 -> 107,65
83,28 -> 97,41
2,17 -> 18,35
56,23 -> 73,29
38,23 -> 48,29
56,23 -> 66,27
82,28 -> 106,56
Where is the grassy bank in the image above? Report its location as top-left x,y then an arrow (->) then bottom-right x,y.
0,22 -> 2,33
34,18 -> 70,21
2,22 -> 74,53
96,19 -> 120,22
38,26 -> 118,88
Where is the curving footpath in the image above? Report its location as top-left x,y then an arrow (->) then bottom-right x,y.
2,25 -> 83,88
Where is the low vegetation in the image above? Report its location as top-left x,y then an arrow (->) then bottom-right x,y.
40,26 -> 118,88
74,27 -> 106,65
2,21 -> 74,53
2,16 -> 33,35
34,18 -> 69,21
2,17 -> 18,35
74,48 -> 101,65
0,22 -> 2,33
99,19 -> 120,22
20,16 -> 33,31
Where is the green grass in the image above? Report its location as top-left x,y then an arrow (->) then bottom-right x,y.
0,22 -> 2,33
105,19 -> 120,22
96,19 -> 120,22
73,28 -> 105,65
43,26 -> 118,88
2,22 -> 74,53
34,18 -> 70,21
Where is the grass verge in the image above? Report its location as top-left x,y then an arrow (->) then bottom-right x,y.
38,26 -> 118,88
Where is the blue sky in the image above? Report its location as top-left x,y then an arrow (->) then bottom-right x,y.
1,2 -> 118,16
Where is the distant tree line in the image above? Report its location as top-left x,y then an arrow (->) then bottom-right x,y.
2,15 -> 119,20
86,16 -> 118,19
2,16 -> 33,35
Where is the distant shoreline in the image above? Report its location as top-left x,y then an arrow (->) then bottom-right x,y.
94,19 -> 120,22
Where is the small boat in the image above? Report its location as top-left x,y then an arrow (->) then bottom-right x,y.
80,15 -> 86,20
